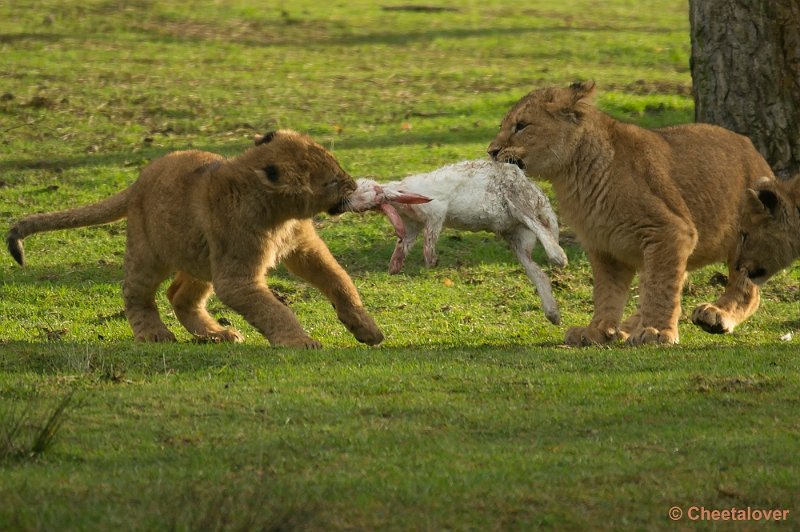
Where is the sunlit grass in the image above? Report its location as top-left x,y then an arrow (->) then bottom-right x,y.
1,0 -> 798,530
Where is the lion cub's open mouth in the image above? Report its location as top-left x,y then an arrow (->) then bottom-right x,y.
506,157 -> 526,171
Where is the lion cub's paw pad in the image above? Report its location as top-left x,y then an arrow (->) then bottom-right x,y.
691,303 -> 736,334
564,325 -> 619,346
626,326 -> 678,346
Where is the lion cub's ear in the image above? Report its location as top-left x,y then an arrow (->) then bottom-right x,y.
254,131 -> 277,146
253,164 -> 281,184
746,186 -> 781,217
550,80 -> 596,123
264,164 -> 280,182
569,80 -> 596,100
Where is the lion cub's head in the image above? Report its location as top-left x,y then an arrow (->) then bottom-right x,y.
487,81 -> 597,178
245,129 -> 356,218
736,175 -> 800,285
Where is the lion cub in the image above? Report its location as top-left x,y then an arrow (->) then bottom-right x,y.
488,81 -> 774,346
7,129 -> 384,348
735,175 -> 800,286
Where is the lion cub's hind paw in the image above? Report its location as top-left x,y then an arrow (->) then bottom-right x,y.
691,303 -> 737,334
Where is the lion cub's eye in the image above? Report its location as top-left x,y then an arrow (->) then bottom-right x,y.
513,122 -> 529,133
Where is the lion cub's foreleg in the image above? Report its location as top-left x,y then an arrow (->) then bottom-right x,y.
691,264 -> 760,334
212,272 -> 322,348
167,271 -> 243,343
565,251 -> 635,346
283,223 -> 384,346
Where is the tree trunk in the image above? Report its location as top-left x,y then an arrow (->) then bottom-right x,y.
689,0 -> 800,178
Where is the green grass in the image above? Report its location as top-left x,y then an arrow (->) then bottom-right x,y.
1,0 -> 798,530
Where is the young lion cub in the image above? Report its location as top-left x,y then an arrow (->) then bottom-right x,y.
7,129 -> 384,348
488,81 -> 774,346
735,175 -> 800,286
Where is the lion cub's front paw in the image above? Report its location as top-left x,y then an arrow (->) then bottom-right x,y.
564,325 -> 620,346
625,326 -> 678,346
340,307 -> 384,346
354,324 -> 384,346
691,303 -> 737,334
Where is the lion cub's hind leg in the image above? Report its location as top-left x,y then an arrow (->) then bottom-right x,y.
691,263 -> 760,334
122,248 -> 176,343
167,271 -> 243,343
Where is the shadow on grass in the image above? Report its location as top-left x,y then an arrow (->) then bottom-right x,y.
0,146 -> 180,176
135,21 -> 677,49
3,341 -> 796,382
324,230 -> 535,273
0,341 -> 574,375
0,32 -> 67,44
3,230 -> 538,287
0,124 -> 497,176
161,480 -> 317,532
2,261 -> 124,286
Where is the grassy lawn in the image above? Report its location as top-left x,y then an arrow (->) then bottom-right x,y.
1,0 -> 798,529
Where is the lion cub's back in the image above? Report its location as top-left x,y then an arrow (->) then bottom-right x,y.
654,123 -> 773,266
655,123 -> 772,188
135,150 -> 224,190
127,150 -> 225,277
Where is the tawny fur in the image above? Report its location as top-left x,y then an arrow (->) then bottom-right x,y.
6,129 -> 384,348
735,174 -> 800,286
488,81 -> 774,346
353,161 -> 567,325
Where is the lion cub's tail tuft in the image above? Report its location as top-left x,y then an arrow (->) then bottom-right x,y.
6,189 -> 130,266
7,230 -> 24,266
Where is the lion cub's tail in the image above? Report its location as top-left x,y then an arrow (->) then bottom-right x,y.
7,189 -> 129,266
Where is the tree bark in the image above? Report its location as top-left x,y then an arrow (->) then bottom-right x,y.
689,0 -> 800,177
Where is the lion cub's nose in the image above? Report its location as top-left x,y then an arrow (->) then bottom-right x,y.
487,146 -> 501,160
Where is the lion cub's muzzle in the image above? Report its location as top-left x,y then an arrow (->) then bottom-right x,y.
327,181 -> 357,215
328,202 -> 347,216
488,145 -> 525,171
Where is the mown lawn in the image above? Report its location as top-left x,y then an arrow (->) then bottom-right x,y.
1,0 -> 798,530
